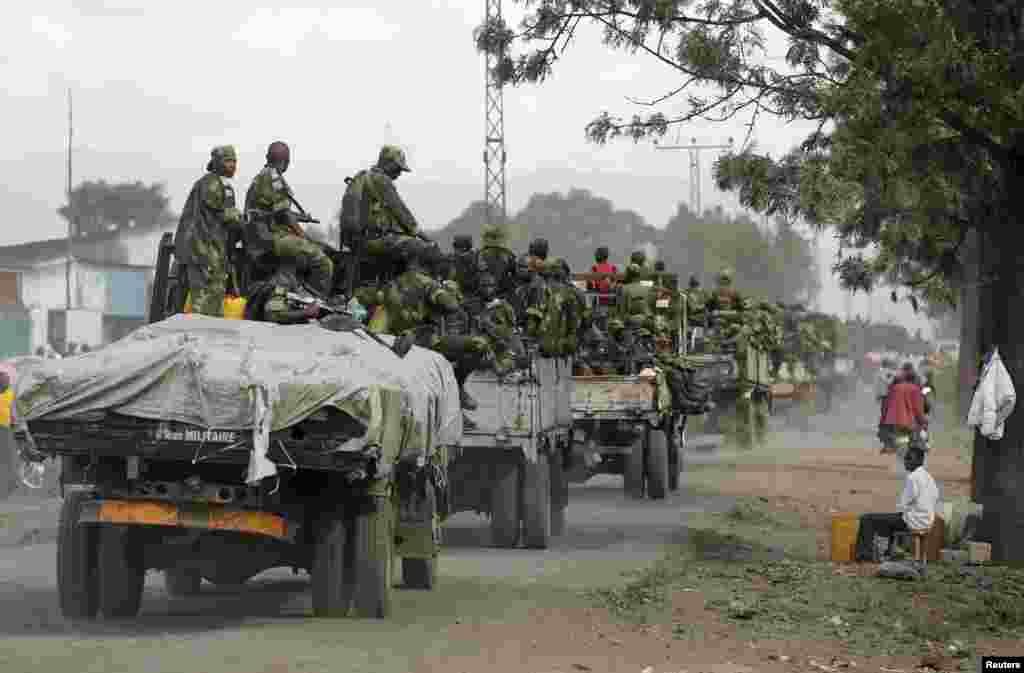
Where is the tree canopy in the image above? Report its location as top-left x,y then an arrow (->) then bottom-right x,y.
59,180 -> 175,235
476,1 -> 1024,312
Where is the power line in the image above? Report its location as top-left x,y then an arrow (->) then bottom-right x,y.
655,136 -> 734,215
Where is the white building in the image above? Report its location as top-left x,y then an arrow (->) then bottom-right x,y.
0,221 -> 174,357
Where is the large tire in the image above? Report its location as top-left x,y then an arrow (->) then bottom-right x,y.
351,498 -> 393,619
164,568 -> 201,597
57,492 -> 99,620
522,452 -> 551,549
646,425 -> 669,500
311,514 -> 349,618
97,526 -> 145,618
624,436 -> 645,500
402,558 -> 437,590
490,463 -> 521,548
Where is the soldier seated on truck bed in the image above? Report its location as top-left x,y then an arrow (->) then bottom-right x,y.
244,261 -> 323,324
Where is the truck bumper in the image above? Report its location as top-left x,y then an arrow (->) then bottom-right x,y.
78,498 -> 296,542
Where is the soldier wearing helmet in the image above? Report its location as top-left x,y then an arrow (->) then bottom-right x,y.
712,267 -> 739,310
245,141 -> 334,295
477,223 -> 517,300
173,145 -> 243,317
339,145 -> 430,279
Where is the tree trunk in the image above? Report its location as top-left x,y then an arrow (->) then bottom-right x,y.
972,205 -> 1024,561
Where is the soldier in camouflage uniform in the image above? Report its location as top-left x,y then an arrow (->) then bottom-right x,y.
609,263 -> 657,373
361,245 -> 492,423
474,271 -> 526,377
550,258 -> 591,358
243,262 -> 322,324
174,145 -> 243,317
448,234 -> 478,294
340,145 -> 432,280
710,267 -> 740,310
477,224 -> 518,300
245,141 -> 334,295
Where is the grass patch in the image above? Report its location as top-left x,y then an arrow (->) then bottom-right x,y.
590,497 -> 1024,659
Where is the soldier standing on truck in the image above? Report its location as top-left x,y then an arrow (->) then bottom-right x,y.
477,224 -> 518,301
174,145 -> 243,317
339,145 -> 432,283
449,235 -> 478,294
245,141 -> 334,295
609,263 -> 658,373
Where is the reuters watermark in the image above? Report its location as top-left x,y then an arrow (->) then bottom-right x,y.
982,657 -> 1024,671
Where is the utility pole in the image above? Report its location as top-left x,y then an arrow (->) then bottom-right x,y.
656,136 -> 734,215
65,88 -> 75,311
483,0 -> 508,224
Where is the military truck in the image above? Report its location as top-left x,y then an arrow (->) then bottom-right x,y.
450,358 -> 573,547
10,232 -> 457,621
334,230 -> 572,550
569,271 -> 711,499
687,303 -> 775,442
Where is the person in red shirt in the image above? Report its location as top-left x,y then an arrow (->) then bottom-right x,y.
589,246 -> 617,305
878,363 -> 928,456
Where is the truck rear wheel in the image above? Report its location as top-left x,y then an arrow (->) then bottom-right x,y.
97,526 -> 145,618
490,463 -> 521,548
57,492 -> 99,620
522,452 -> 551,549
351,497 -> 393,619
402,558 -> 437,590
312,513 -> 350,618
646,425 -> 669,500
164,568 -> 201,597
625,436 -> 645,500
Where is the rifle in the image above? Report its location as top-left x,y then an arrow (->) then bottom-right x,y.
284,291 -> 413,358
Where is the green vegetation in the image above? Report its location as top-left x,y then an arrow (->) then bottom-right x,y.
592,498 -> 1024,659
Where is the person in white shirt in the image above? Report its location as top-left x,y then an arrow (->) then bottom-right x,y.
855,446 -> 940,561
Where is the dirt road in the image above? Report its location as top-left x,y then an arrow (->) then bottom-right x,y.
0,476 -> 735,673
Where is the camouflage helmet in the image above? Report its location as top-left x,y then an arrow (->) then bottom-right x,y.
630,250 -> 647,266
653,260 -> 666,272
528,237 -> 549,259
718,268 -> 734,285
377,144 -> 411,172
481,223 -> 507,247
206,145 -> 237,172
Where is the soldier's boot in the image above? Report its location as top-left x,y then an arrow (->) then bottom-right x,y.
460,387 -> 478,411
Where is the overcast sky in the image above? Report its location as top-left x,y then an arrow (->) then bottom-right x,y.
1,1 -> 937,338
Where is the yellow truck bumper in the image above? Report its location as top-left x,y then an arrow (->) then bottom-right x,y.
78,498 -> 294,542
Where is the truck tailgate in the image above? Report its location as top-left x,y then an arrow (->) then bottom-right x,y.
571,376 -> 655,416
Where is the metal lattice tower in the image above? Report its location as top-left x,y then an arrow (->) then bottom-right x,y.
656,137 -> 734,215
483,0 -> 507,224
